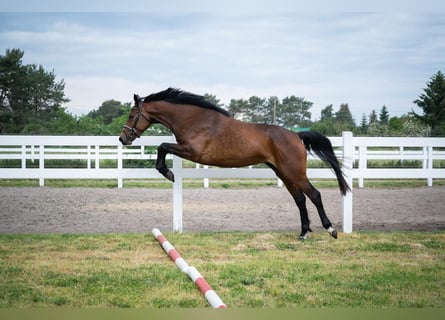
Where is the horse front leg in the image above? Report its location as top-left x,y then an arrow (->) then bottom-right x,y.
155,143 -> 191,182
155,143 -> 176,182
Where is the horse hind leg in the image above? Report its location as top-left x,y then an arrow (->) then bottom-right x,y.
303,181 -> 337,239
294,191 -> 313,240
266,163 -> 312,240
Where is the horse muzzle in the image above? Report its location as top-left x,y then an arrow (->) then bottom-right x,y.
119,133 -> 133,145
120,125 -> 141,145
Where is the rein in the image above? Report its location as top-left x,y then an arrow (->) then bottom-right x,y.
122,98 -> 150,139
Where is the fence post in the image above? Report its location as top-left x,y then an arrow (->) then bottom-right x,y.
21,145 -> 26,169
427,146 -> 433,187
173,155 -> 183,232
87,145 -> 91,169
31,145 -> 35,164
358,145 -> 366,188
342,131 -> 353,233
95,145 -> 100,169
203,165 -> 209,188
39,144 -> 45,187
117,145 -> 123,188
196,163 -> 210,188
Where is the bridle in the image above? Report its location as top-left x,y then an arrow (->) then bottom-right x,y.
122,97 -> 151,139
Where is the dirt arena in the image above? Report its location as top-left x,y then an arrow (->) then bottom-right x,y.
0,186 -> 444,234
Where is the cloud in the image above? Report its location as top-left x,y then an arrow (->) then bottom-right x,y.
63,75 -> 148,114
1,11 -> 444,122
2,0 -> 444,13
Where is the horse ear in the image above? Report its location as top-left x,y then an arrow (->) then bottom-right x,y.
133,94 -> 140,104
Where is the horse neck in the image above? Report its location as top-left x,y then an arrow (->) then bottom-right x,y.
145,101 -> 199,134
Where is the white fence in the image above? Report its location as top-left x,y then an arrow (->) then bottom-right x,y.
1,132 -> 444,233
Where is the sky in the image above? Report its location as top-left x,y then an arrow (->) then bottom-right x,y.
1,1 -> 445,123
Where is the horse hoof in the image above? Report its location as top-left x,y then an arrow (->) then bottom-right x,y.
299,227 -> 313,241
165,170 -> 175,182
299,229 -> 311,241
327,227 -> 337,239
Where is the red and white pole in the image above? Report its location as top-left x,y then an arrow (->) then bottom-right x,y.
152,228 -> 227,308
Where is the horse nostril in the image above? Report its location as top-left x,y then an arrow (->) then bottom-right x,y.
119,137 -> 124,144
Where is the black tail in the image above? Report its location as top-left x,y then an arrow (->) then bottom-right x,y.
298,131 -> 350,195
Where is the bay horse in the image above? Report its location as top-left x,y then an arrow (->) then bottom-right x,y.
119,88 -> 350,240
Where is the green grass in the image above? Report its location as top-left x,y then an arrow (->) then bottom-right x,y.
0,232 -> 444,308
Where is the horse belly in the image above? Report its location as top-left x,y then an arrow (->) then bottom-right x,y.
197,134 -> 268,167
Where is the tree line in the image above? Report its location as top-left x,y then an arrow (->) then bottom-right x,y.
1,48 -> 444,137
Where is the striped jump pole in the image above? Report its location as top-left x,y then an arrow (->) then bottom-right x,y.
152,228 -> 227,308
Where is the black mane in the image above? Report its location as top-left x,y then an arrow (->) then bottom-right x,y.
143,88 -> 231,117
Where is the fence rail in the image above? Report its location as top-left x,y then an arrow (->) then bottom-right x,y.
1,132 -> 444,233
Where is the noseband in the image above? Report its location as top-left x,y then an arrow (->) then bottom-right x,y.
122,98 -> 150,139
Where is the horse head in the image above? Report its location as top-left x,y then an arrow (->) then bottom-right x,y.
119,94 -> 151,145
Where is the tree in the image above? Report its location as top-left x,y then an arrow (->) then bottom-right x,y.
359,113 -> 368,134
228,98 -> 249,120
401,116 -> 431,137
228,96 -> 271,123
335,103 -> 355,129
366,105 -> 390,136
279,96 -> 312,128
367,122 -> 389,136
228,94 -> 313,128
388,116 -> 403,133
320,104 -> 333,120
248,96 -> 270,123
311,105 -> 334,135
413,70 -> 445,136
76,115 -> 106,135
313,103 -> 357,136
379,105 -> 389,124
0,48 -> 69,133
88,100 -> 129,125
369,110 -> 378,124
